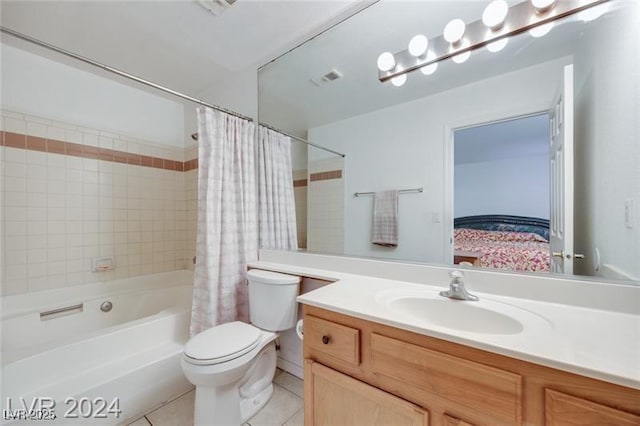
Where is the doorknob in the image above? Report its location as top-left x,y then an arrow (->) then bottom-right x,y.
553,251 -> 585,259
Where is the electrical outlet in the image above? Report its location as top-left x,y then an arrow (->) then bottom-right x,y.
431,212 -> 441,223
625,199 -> 634,229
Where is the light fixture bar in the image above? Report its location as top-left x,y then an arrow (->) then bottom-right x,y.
378,0 -> 610,83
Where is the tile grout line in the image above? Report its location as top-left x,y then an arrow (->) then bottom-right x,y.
274,381 -> 303,401
281,407 -> 303,426
273,381 -> 304,426
139,387 -> 194,425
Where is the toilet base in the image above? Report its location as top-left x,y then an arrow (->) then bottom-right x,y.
194,382 -> 240,426
240,383 -> 274,423
192,381 -> 275,426
189,340 -> 278,426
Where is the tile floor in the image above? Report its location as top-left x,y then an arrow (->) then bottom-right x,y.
128,369 -> 303,426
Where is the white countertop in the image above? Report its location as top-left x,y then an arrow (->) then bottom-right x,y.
249,261 -> 640,390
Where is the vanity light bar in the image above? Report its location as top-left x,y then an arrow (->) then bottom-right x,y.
378,0 -> 611,83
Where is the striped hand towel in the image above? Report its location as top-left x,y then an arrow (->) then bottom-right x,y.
372,190 -> 399,247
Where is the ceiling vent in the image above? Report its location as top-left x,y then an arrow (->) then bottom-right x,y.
311,68 -> 343,87
197,0 -> 237,16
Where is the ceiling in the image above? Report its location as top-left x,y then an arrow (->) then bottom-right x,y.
259,0 -> 624,133
454,113 -> 549,165
0,0 -> 362,97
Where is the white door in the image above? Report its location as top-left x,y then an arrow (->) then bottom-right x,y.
549,64 -> 575,274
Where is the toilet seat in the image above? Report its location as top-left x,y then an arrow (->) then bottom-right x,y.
184,321 -> 262,366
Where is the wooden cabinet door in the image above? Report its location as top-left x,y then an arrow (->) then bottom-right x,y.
545,389 -> 640,426
371,333 -> 522,425
443,414 -> 476,426
305,360 -> 429,426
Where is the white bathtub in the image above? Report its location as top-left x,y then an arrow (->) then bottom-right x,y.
1,271 -> 194,425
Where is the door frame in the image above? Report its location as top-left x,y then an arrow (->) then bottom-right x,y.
442,105 -> 550,263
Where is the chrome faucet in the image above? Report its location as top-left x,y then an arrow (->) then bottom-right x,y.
440,270 -> 479,301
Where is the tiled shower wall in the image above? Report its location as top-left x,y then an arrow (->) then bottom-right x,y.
293,169 -> 308,249
306,157 -> 345,254
184,144 -> 198,271
0,110 -> 198,296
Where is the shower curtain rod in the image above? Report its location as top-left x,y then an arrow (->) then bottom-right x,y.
0,26 -> 346,158
259,123 -> 345,158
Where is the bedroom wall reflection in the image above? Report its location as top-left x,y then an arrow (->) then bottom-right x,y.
258,0 -> 640,283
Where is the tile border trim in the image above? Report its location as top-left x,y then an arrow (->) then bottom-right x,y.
309,170 -> 342,182
293,179 -> 308,187
1,131 -> 198,171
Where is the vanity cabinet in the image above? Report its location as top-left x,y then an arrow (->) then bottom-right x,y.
303,305 -> 640,426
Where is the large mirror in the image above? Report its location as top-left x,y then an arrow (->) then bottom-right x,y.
258,0 -> 639,283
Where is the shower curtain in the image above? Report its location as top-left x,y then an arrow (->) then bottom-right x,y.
190,107 -> 258,335
257,126 -> 298,250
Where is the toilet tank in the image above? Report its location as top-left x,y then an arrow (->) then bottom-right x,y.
247,270 -> 301,332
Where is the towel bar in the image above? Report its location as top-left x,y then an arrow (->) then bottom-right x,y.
354,187 -> 423,197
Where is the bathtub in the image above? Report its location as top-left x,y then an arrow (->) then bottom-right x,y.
1,271 -> 194,425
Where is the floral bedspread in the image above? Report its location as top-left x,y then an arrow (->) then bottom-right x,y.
454,228 -> 550,272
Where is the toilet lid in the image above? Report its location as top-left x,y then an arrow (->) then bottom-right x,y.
184,321 -> 261,364
247,269 -> 300,285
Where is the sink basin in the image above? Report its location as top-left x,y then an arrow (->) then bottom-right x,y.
377,289 -> 550,335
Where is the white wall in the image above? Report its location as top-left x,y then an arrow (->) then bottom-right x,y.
276,277 -> 329,378
1,44 -> 185,147
197,67 -> 258,120
573,4 -> 640,280
309,58 -> 569,263
184,66 -> 259,145
454,155 -> 549,219
291,139 -> 308,172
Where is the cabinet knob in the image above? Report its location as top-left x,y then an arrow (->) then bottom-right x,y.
322,335 -> 330,345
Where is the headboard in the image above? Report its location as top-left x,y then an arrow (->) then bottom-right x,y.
454,215 -> 550,241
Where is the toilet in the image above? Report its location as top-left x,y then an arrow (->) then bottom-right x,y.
181,269 -> 301,426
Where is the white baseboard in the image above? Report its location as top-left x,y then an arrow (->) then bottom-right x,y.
277,357 -> 303,379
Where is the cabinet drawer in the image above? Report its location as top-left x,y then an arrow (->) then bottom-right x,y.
545,389 -> 640,425
305,315 -> 360,366
371,333 -> 522,425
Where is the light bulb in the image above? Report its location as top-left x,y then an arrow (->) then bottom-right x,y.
487,37 -> 509,53
420,51 -> 438,76
444,19 -> 466,44
529,21 -> 554,38
451,40 -> 471,64
408,34 -> 429,57
452,51 -> 471,64
391,73 -> 407,87
377,52 -> 396,72
578,3 -> 609,22
531,0 -> 556,13
482,0 -> 509,30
